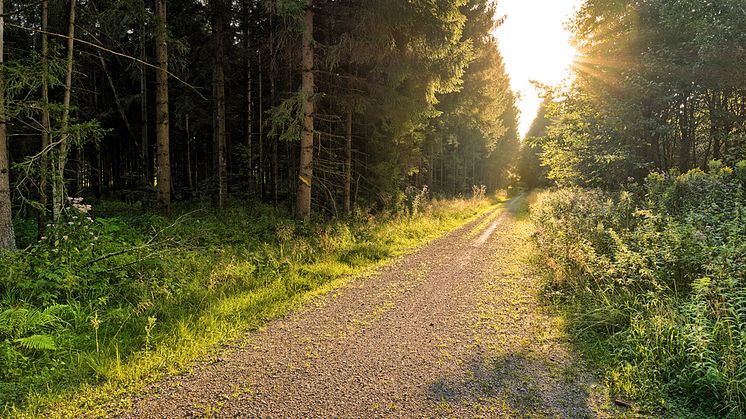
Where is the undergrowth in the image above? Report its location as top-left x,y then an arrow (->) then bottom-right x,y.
531,161 -> 746,417
0,195 -> 494,417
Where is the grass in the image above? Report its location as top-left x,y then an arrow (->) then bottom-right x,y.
530,165 -> 746,417
2,196 -> 497,418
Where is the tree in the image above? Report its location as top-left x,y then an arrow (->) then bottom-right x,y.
537,0 -> 746,188
212,0 -> 227,209
0,0 -> 15,250
39,0 -> 50,233
51,0 -> 77,220
155,0 -> 171,215
295,0 -> 314,220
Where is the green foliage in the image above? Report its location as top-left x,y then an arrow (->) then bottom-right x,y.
532,162 -> 746,416
534,0 -> 746,188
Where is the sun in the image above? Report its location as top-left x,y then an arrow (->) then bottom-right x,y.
493,0 -> 582,137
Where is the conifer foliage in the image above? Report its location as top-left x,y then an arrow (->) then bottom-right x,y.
0,0 -> 517,239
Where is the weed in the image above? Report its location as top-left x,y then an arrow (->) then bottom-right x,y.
531,161 -> 746,416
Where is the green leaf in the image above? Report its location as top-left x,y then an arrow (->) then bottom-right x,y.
15,335 -> 57,351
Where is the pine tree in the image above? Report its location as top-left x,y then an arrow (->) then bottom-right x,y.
0,0 -> 15,250
155,0 -> 171,215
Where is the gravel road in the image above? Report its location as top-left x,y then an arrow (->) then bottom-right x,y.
116,203 -> 613,418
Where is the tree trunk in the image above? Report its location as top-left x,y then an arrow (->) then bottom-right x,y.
186,113 -> 194,192
39,0 -> 50,236
140,11 -> 149,188
428,143 -> 434,190
258,49 -> 265,197
243,0 -> 253,182
269,1 -> 278,205
0,0 -> 15,250
52,0 -> 76,220
295,2 -> 314,220
344,110 -> 352,215
213,0 -> 227,209
155,0 -> 171,215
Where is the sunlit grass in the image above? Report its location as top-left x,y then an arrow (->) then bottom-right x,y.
8,197 -> 495,418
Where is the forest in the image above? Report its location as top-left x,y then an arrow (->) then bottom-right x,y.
0,0 -> 518,414
1,0 -> 745,416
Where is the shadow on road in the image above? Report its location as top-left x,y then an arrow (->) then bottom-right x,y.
427,349 -> 597,417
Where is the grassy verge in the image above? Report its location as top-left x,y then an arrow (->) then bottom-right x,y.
2,196 -> 496,417
529,162 -> 746,417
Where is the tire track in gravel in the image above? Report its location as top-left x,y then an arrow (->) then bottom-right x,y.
115,201 -> 614,418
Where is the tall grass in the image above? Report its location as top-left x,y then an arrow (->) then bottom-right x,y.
1,196 -> 495,417
531,161 -> 746,416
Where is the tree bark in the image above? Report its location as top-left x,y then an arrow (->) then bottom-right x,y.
155,0 -> 171,215
243,0 -> 253,181
0,0 -> 16,250
52,0 -> 76,220
140,10 -> 149,188
258,49 -> 265,197
186,113 -> 193,192
269,1 -> 278,205
212,0 -> 227,209
344,110 -> 352,215
295,2 -> 314,220
39,0 -> 50,236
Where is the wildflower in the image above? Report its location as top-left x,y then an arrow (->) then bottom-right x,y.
63,235 -> 69,241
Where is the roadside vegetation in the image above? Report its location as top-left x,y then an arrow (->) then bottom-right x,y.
1,192 -> 495,416
531,162 -> 746,416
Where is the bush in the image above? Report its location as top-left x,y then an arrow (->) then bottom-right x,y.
532,161 -> 746,416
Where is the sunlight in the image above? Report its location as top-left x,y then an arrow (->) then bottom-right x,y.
493,0 -> 582,138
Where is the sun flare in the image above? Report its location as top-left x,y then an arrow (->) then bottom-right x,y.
493,0 -> 582,138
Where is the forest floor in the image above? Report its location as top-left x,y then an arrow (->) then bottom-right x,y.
110,200 -> 619,418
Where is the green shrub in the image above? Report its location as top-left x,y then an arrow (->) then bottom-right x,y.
532,161 -> 746,416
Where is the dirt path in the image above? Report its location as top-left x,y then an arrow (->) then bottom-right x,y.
116,203 -> 613,418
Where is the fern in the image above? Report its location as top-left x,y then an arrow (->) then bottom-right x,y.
0,304 -> 68,340
14,334 -> 57,351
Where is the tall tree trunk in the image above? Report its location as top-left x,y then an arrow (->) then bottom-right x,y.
213,0 -> 227,209
155,0 -> 171,215
185,113 -> 193,192
52,0 -> 76,220
295,2 -> 314,220
258,49 -> 264,197
39,0 -> 50,236
428,143 -> 434,190
140,8 -> 149,188
344,110 -> 352,215
243,0 -> 253,182
269,1 -> 278,205
0,0 -> 15,250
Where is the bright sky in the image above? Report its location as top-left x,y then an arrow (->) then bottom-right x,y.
493,0 -> 582,138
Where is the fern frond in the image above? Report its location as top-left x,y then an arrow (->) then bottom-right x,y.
15,334 -> 57,351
